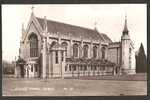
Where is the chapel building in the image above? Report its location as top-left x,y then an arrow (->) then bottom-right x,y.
15,9 -> 135,78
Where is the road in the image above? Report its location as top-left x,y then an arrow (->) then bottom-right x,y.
2,78 -> 147,96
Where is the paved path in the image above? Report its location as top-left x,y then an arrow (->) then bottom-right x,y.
2,78 -> 147,96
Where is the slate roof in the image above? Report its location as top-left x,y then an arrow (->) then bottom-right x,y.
36,17 -> 112,43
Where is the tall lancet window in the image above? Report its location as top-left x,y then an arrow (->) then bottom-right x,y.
29,33 -> 38,57
101,47 -> 106,59
93,46 -> 97,58
55,51 -> 58,64
83,45 -> 88,58
61,42 -> 68,57
73,43 -> 78,57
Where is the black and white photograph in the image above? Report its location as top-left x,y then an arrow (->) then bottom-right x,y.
2,4 -> 147,96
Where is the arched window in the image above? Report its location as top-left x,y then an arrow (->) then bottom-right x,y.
29,33 -> 38,57
73,43 -> 78,57
101,47 -> 106,59
93,46 -> 97,58
83,45 -> 88,58
61,42 -> 68,57
50,41 -> 57,48
50,41 -> 59,64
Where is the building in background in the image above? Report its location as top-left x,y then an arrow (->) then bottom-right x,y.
15,8 -> 136,78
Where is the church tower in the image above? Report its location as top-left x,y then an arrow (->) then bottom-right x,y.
121,15 -> 135,74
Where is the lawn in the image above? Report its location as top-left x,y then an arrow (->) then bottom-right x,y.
2,77 -> 147,96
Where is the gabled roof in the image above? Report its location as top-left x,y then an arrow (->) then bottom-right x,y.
36,17 -> 112,43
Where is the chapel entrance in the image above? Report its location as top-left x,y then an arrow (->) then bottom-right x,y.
25,59 -> 39,78
20,65 -> 25,78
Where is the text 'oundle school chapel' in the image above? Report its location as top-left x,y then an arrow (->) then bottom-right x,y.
15,8 -> 136,78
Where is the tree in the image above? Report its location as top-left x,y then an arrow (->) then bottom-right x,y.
135,43 -> 147,73
2,60 -> 15,74
16,56 -> 26,78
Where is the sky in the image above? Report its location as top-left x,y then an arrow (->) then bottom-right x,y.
2,4 -> 147,62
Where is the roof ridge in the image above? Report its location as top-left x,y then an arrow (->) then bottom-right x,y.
36,17 -> 96,33
36,17 -> 112,43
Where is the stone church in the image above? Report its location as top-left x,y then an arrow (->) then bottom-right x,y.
15,9 -> 135,78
